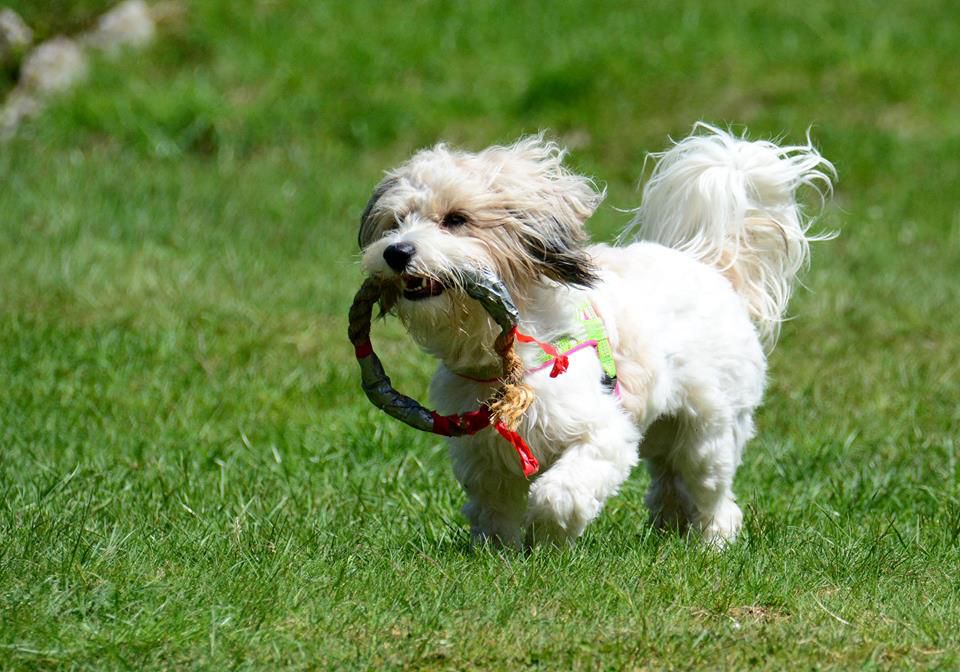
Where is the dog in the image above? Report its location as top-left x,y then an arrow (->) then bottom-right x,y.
357,123 -> 833,548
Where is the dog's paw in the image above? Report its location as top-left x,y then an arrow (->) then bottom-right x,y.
470,526 -> 523,551
695,498 -> 743,549
645,484 -> 692,533
648,504 -> 690,533
524,518 -> 574,548
463,501 -> 523,550
524,480 -> 598,546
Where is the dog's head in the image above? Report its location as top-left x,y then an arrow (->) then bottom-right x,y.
358,136 -> 603,305
357,135 -> 603,369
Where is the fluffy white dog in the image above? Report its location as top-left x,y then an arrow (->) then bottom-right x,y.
358,123 -> 833,548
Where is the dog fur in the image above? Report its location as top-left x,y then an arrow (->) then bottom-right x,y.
358,123 -> 833,548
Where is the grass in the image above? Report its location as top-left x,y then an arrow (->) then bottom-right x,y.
1,0 -> 959,669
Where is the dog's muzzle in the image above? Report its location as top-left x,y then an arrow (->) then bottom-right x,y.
401,273 -> 444,301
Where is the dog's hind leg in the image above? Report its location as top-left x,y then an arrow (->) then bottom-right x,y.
640,416 -> 693,532
645,459 -> 693,533
670,410 -> 755,547
524,408 -> 640,546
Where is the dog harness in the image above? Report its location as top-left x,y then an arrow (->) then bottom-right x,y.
524,300 -> 619,395
438,300 -> 619,478
459,299 -> 619,392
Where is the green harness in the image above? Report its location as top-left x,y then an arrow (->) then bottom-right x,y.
531,300 -> 618,383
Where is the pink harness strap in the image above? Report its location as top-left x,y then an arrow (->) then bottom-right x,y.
525,339 -> 621,399
456,337 -> 621,399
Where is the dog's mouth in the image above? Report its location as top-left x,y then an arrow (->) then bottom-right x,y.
401,273 -> 445,301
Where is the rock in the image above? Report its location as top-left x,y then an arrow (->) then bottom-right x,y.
0,91 -> 40,140
0,7 -> 33,61
19,37 -> 88,95
84,0 -> 156,53
2,1 -> 171,141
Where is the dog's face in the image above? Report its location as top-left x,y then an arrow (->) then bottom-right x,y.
357,137 -> 603,367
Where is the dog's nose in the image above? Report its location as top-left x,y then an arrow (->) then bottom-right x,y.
383,242 -> 416,272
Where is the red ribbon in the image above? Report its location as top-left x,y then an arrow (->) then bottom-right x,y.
515,329 -> 569,378
430,408 -> 539,478
494,421 -> 540,477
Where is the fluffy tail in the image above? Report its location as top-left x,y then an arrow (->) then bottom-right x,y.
622,123 -> 835,347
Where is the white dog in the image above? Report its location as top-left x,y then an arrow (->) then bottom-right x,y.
358,123 -> 833,548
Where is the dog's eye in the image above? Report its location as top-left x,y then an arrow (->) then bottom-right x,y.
441,212 -> 469,228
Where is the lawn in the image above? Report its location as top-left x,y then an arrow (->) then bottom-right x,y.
1,1 -> 959,669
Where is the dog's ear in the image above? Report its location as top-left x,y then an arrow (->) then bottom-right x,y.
495,135 -> 603,287
358,176 -> 399,249
519,217 -> 600,287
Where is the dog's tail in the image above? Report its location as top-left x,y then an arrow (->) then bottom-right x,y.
621,122 -> 835,347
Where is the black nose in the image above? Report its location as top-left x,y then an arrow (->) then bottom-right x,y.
383,242 -> 416,272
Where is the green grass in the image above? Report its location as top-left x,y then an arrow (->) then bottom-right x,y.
2,1 -> 959,669
4,0 -> 115,41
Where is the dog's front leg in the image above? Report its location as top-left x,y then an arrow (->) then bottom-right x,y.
461,486 -> 528,550
450,435 -> 529,550
524,406 -> 640,547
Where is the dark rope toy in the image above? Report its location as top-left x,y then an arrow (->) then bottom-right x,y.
347,269 -> 540,476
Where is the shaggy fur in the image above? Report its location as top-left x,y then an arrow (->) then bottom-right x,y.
358,123 -> 834,548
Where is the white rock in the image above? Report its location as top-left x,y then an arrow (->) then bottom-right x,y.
0,7 -> 33,57
0,91 -> 40,140
19,37 -> 88,95
85,0 -> 156,53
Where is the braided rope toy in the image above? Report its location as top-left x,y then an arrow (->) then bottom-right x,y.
347,269 -> 540,477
